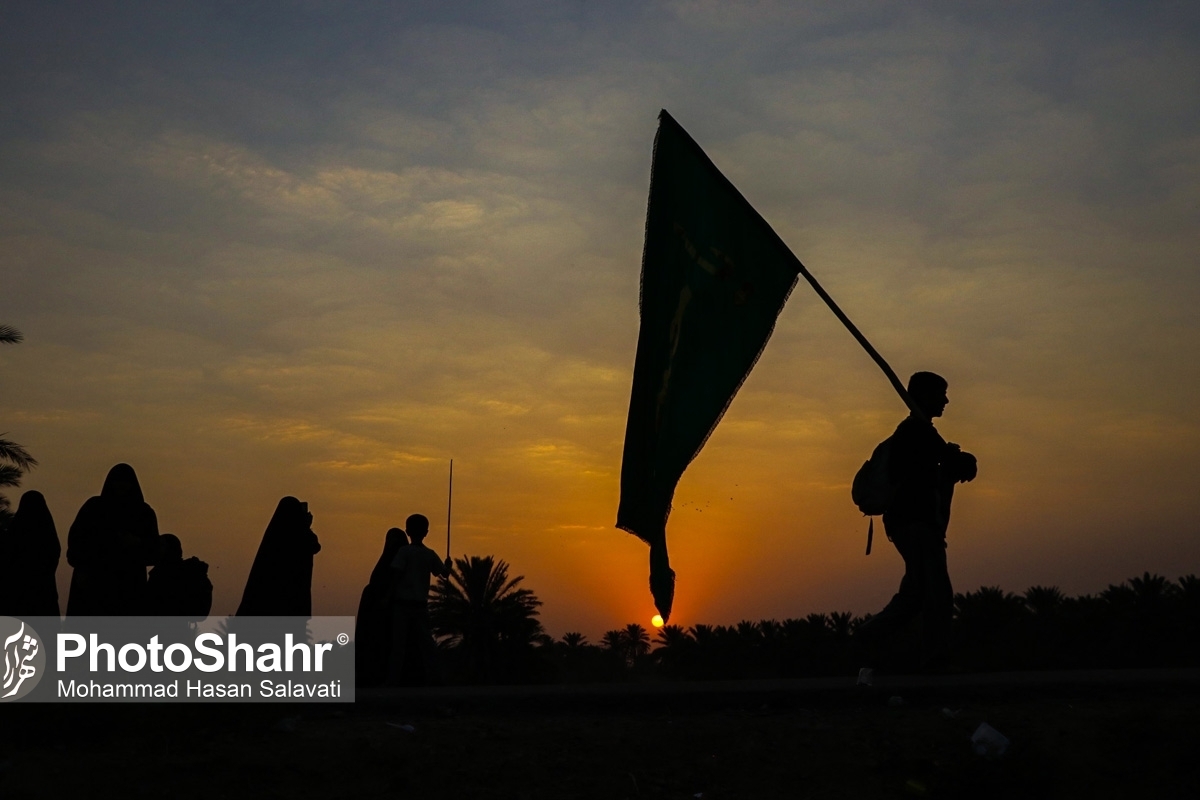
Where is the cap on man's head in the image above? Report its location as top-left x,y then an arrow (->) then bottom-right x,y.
908,371 -> 948,397
405,513 -> 430,536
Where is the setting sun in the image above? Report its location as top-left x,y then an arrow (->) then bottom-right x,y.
651,615 -> 665,628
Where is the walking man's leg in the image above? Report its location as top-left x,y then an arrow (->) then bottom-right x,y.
856,525 -> 926,663
919,537 -> 953,668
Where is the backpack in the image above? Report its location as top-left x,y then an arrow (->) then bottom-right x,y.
851,437 -> 895,555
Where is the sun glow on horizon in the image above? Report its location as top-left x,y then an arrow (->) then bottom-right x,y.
651,614 -> 664,628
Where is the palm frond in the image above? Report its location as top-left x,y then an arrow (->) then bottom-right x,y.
0,325 -> 23,344
0,436 -> 37,471
600,630 -> 624,651
0,465 -> 23,488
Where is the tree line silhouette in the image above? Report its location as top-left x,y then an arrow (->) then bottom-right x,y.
424,572 -> 1200,685
523,574 -> 1200,684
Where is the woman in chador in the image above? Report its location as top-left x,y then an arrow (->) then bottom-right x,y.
236,496 -> 321,617
0,490 -> 62,617
355,526 -> 407,685
66,464 -> 159,616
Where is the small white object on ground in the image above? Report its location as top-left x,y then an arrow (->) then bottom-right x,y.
857,667 -> 874,686
971,722 -> 1010,758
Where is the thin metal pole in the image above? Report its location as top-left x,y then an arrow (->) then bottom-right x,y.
446,459 -> 453,560
794,262 -> 928,423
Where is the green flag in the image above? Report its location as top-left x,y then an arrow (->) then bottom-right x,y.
618,110 -> 802,621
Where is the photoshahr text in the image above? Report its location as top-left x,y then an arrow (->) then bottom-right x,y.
57,633 -> 333,673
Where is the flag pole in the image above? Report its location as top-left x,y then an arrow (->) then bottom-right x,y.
446,459 -> 453,560
793,263 -> 928,422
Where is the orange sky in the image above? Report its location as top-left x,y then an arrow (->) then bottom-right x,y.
2,3 -> 1199,640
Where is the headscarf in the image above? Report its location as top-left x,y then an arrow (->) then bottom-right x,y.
101,462 -> 145,504
369,527 -> 407,588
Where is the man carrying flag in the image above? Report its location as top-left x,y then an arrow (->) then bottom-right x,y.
618,110 -> 951,623
856,371 -> 978,671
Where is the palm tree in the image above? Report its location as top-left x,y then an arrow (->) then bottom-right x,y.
1101,573 -> 1179,666
622,623 -> 651,662
556,631 -> 589,664
1178,575 -> 1200,662
688,623 -> 715,644
652,624 -> 693,677
1020,585 -> 1067,667
954,586 -> 1027,627
561,631 -> 588,649
0,437 -> 37,521
599,629 -> 628,670
1,325 -> 37,528
429,555 -> 544,682
596,624 -> 652,670
1127,572 -> 1176,607
829,612 -> 855,639
758,619 -> 782,645
953,586 -> 1029,669
654,624 -> 691,651
735,619 -> 762,643
1024,585 -> 1065,617
600,629 -> 624,651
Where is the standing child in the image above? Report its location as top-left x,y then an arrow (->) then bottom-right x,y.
387,514 -> 451,685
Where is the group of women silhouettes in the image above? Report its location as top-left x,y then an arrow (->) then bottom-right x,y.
0,463 -> 321,621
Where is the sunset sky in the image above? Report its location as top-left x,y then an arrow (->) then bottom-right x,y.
2,1 -> 1198,640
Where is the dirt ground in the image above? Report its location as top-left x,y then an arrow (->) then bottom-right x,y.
2,678 -> 1198,799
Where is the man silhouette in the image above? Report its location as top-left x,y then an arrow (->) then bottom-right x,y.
387,514 -> 451,685
858,371 -> 977,671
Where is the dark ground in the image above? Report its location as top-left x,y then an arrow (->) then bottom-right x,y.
3,670 -> 1199,799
